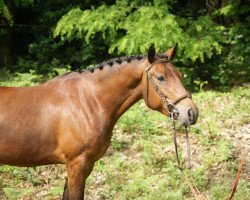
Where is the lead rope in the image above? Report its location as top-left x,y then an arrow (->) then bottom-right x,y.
185,127 -> 191,169
171,114 -> 191,170
171,115 -> 181,168
171,115 -> 247,200
227,151 -> 248,200
171,114 -> 207,200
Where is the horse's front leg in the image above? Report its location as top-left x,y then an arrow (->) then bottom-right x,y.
62,156 -> 94,200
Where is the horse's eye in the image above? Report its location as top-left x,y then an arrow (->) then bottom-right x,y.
157,76 -> 165,82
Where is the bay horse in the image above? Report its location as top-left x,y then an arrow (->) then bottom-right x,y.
0,44 -> 198,199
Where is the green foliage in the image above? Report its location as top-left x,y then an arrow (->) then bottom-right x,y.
0,67 -> 70,86
0,0 -> 13,23
203,141 -> 233,168
53,0 -> 249,89
0,69 -> 42,86
0,0 -> 34,23
54,1 -> 223,63
194,80 -> 208,92
217,0 -> 250,17
117,102 -> 165,135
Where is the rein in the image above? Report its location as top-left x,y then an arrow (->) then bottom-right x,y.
171,115 -> 191,169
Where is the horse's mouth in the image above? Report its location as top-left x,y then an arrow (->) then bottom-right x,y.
177,114 -> 198,127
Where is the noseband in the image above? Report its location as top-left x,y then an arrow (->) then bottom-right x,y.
145,59 -> 191,117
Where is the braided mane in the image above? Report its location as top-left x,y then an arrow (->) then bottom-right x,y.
63,53 -> 168,76
88,53 -> 168,73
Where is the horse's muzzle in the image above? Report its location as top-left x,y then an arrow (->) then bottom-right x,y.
176,106 -> 199,127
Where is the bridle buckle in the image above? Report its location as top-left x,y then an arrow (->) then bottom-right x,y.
167,103 -> 179,118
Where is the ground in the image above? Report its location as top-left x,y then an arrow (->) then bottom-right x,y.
0,84 -> 249,200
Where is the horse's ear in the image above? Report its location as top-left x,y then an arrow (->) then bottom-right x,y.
165,43 -> 178,61
148,44 -> 156,64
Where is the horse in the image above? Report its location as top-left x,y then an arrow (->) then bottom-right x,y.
0,44 -> 198,199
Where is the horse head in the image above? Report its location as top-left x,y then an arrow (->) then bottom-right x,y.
142,44 -> 198,127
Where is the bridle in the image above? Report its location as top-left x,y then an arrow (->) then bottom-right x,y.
145,59 -> 191,117
145,59 -> 192,169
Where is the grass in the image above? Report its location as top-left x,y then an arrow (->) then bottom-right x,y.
0,72 -> 249,199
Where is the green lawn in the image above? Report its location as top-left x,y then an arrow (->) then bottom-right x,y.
0,76 -> 249,199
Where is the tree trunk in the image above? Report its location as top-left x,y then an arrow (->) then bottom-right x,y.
0,29 -> 13,69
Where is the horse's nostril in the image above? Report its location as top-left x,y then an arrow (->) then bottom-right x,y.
173,108 -> 179,119
188,109 -> 192,116
188,108 -> 194,122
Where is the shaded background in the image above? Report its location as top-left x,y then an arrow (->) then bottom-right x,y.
0,0 -> 249,90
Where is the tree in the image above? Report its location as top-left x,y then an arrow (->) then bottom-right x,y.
54,0 -> 250,87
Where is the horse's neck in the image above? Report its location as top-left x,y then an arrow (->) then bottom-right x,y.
89,59 -> 146,125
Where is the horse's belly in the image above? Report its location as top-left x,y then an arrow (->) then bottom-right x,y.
0,118 -> 63,166
0,86 -> 68,166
